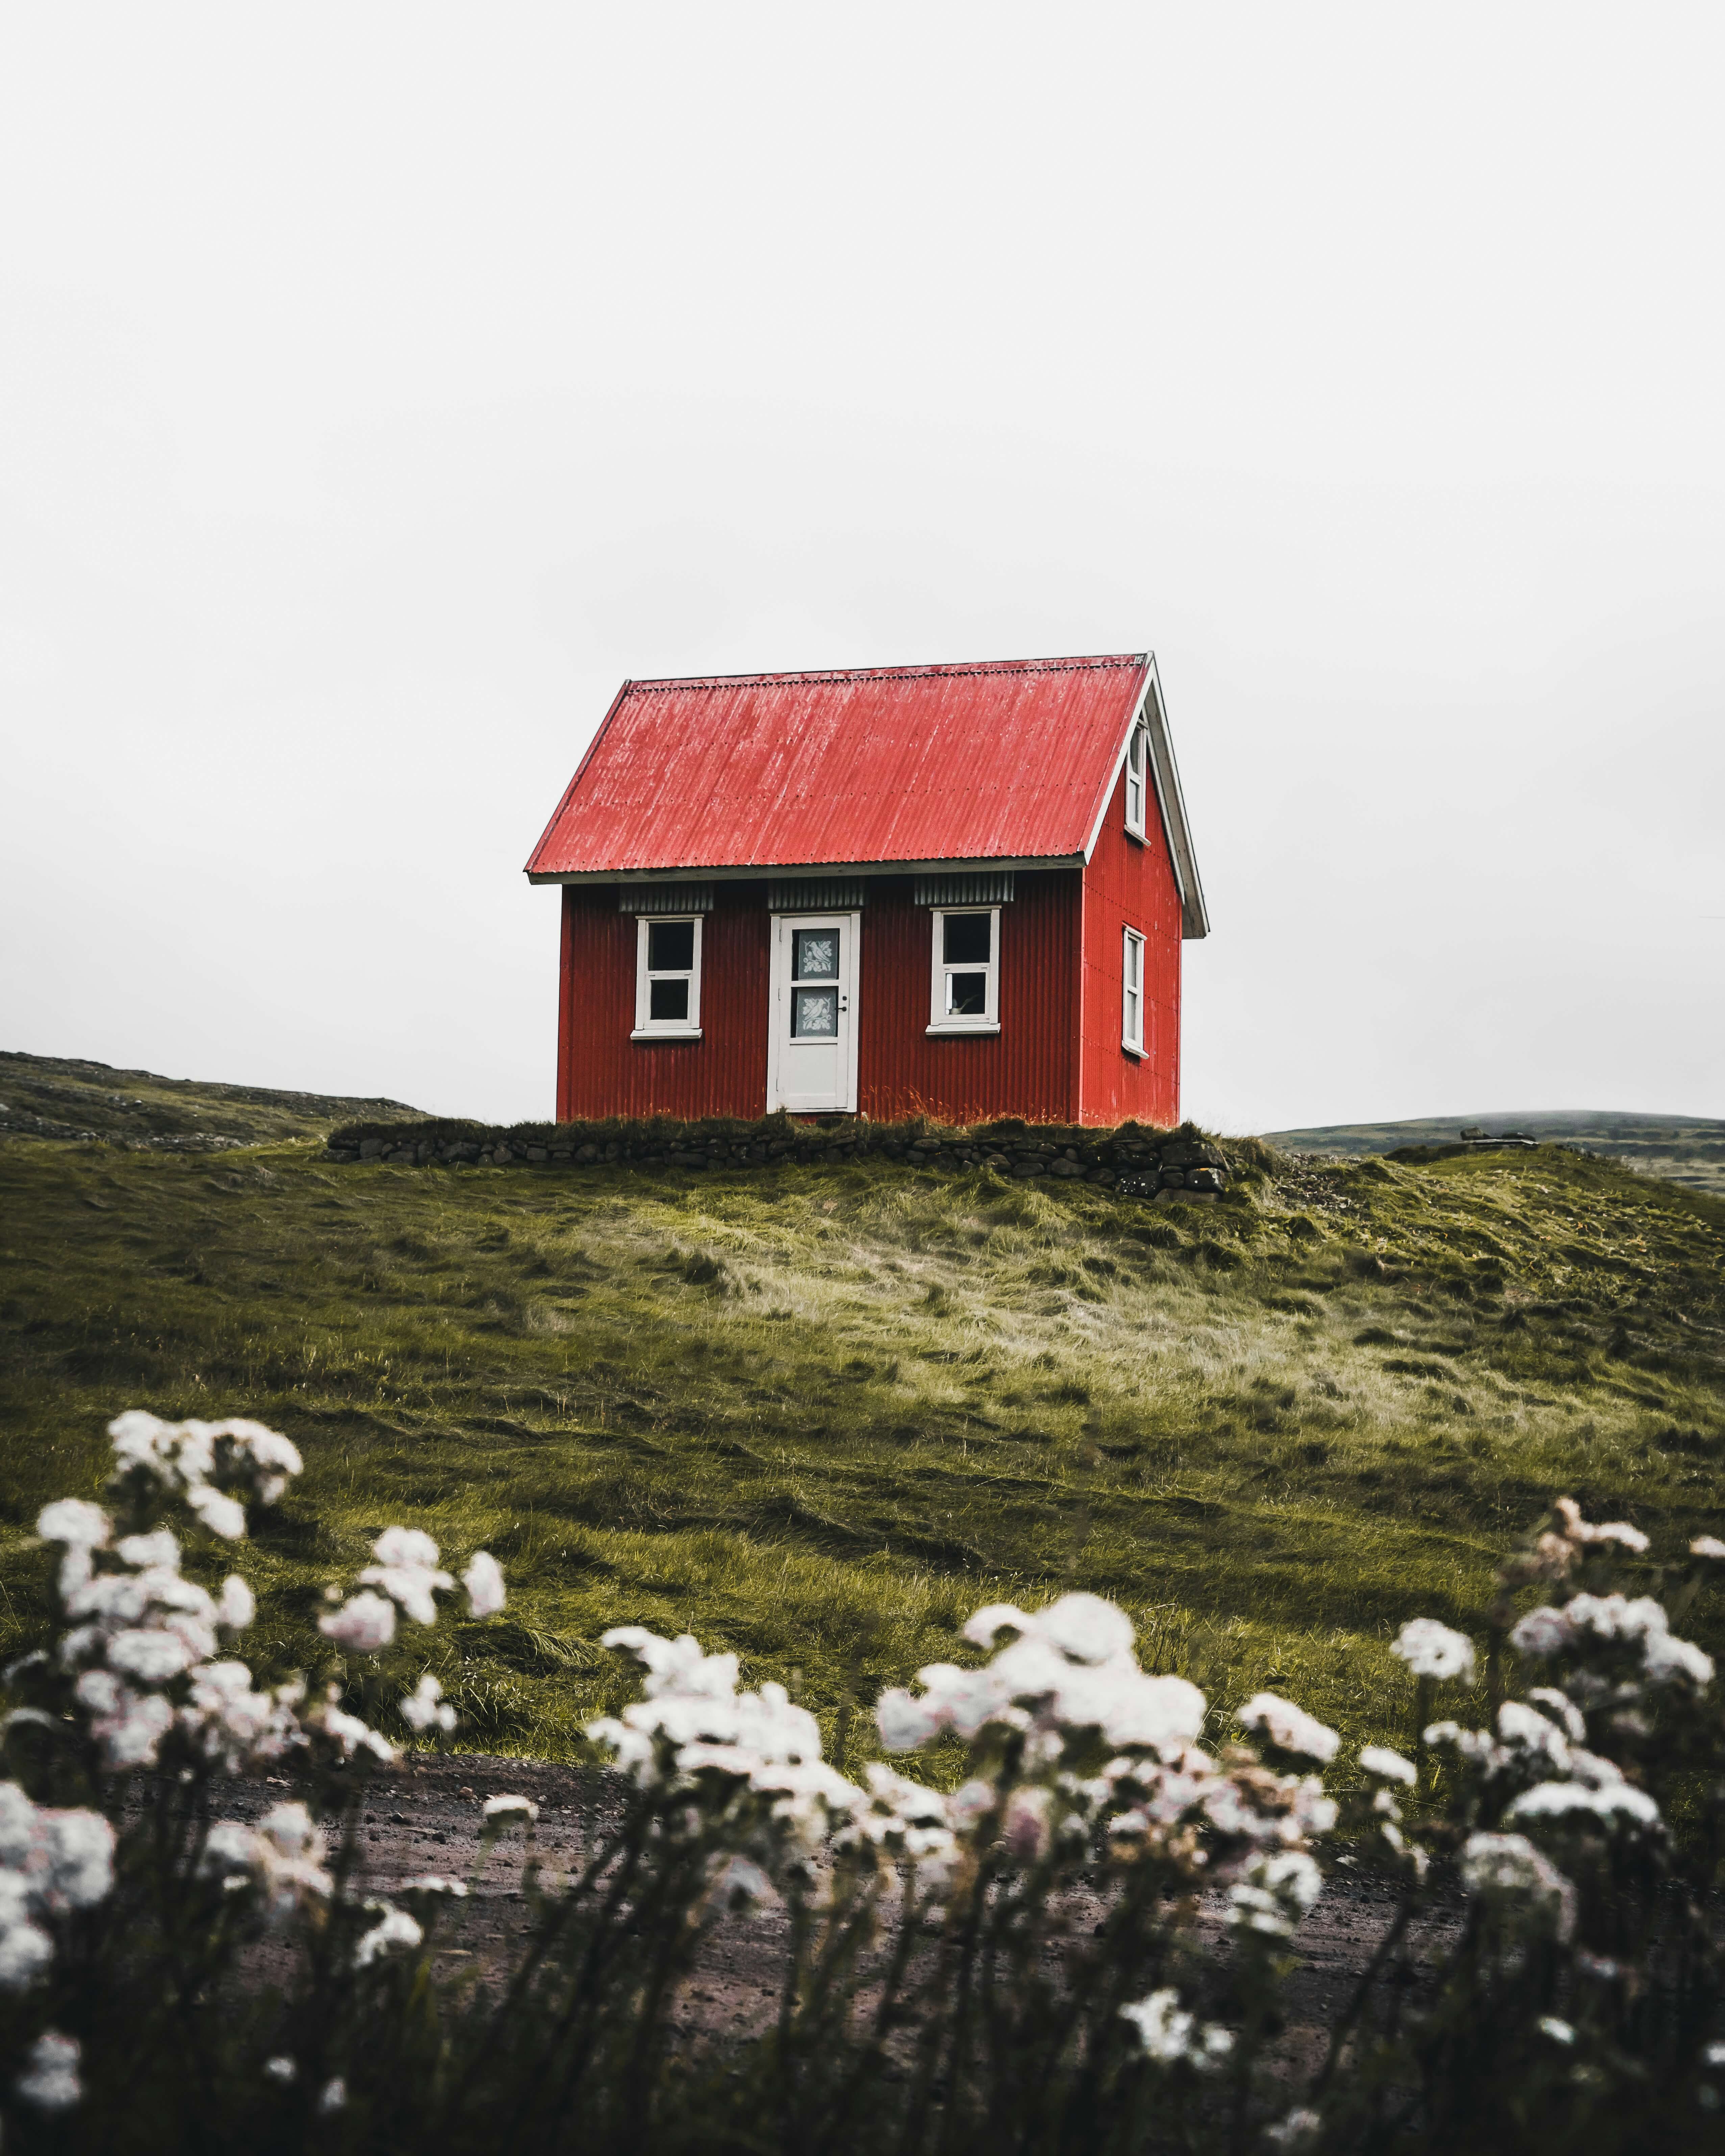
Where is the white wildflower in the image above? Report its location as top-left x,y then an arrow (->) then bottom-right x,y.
37,1807 -> 115,1910
38,1499 -> 112,1550
1391,1619 -> 1476,1683
1035,1592 -> 1136,1665
1359,1744 -> 1416,1786
317,2076 -> 348,2114
1264,2110 -> 1324,2151
1097,1672 -> 1207,1756
15,2030 -> 81,2110
188,1485 -> 248,1539
116,1528 -> 180,1570
482,1793 -> 539,1823
462,1550 -> 506,1618
1642,1631 -> 1715,1689
264,2055 -> 297,2084
875,1687 -> 946,1751
1461,1831 -> 1576,1939
354,1900 -> 424,1967
0,1921 -> 53,1988
1227,1850 -> 1323,1940
217,1575 -> 255,1630
105,1627 -> 199,1684
360,1527 -> 454,1626
372,1526 -> 441,1571
1505,1779 -> 1661,1832
1540,2015 -> 1576,2044
401,1673 -> 458,1734
400,1874 -> 468,1897
1527,1688 -> 1586,1741
1509,1605 -> 1572,1657
1238,1693 -> 1339,1763
1119,1987 -> 1234,2070
74,1669 -> 174,1767
302,1689 -> 397,1763
961,1602 -> 1036,1649
1691,1536 -> 1725,1562
319,1590 -> 397,1654
181,1662 -> 301,1771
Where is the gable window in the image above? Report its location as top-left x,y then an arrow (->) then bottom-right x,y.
927,907 -> 1001,1035
633,915 -> 703,1039
1124,720 -> 1149,840
1121,926 -> 1145,1056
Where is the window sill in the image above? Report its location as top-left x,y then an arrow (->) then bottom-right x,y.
1121,1039 -> 1144,1059
1124,825 -> 1147,845
926,1022 -> 1001,1037
631,1027 -> 704,1042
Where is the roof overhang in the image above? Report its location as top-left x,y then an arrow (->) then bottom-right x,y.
526,851 -> 1086,888
1080,654 -> 1209,940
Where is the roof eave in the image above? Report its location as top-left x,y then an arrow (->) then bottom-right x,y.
526,850 -> 1088,888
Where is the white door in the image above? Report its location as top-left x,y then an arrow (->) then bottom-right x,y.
767,912 -> 860,1113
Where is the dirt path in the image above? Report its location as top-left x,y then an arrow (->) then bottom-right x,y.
141,1753 -> 1460,2049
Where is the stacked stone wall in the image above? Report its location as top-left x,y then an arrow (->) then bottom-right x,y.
323,1117 -> 1230,1198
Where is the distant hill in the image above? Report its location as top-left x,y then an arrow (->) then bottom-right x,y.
0,1049 -> 422,1152
1264,1109 -> 1725,1197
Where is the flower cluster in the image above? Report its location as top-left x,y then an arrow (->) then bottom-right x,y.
321,1528 -> 505,1651
0,1781 -> 114,1988
1389,1618 -> 1476,1684
874,1593 -> 1337,1894
106,1410 -> 303,1540
36,1505 -> 274,1771
592,1628 -> 875,1867
1510,1591 -> 1714,1693
198,1801 -> 333,1917
1119,1986 -> 1235,2072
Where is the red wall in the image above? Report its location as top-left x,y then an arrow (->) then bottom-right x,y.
554,836 -> 1177,1129
557,883 -> 771,1120
857,872 -> 1080,1124
1077,767 -> 1183,1127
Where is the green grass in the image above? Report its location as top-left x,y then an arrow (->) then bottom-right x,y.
0,1047 -> 420,1149
1267,1108 -> 1725,1197
2,1125 -> 1722,1774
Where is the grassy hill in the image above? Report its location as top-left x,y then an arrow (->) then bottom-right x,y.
1267,1109 -> 1725,1198
0,1048 -> 421,1151
1,1104 -> 1722,1775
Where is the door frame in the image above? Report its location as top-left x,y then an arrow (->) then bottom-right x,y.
766,910 -> 861,1114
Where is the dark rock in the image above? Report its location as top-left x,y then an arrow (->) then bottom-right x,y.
525,1146 -> 548,1163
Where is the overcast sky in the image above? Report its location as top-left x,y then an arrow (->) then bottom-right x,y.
4,5 -> 1722,1133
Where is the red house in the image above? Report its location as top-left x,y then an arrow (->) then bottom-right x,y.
525,652 -> 1207,1127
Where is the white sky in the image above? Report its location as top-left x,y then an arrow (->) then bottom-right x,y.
3,4 -> 1722,1133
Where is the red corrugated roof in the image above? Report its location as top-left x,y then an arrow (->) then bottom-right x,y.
525,653 -> 1152,880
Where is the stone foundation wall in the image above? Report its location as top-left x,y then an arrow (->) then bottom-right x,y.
323,1121 -> 1229,1198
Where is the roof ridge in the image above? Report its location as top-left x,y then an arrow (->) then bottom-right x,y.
629,653 -> 1145,693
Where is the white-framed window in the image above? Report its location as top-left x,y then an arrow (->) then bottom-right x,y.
1121,926 -> 1145,1055
632,915 -> 703,1040
927,907 -> 1001,1035
1124,720 -> 1149,840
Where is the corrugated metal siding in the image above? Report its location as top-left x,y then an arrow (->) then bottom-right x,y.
527,655 -> 1149,878
857,873 -> 1080,1124
557,884 -> 770,1120
1077,770 -> 1182,1127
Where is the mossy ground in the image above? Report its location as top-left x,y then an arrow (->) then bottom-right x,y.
1,1131 -> 1722,1775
